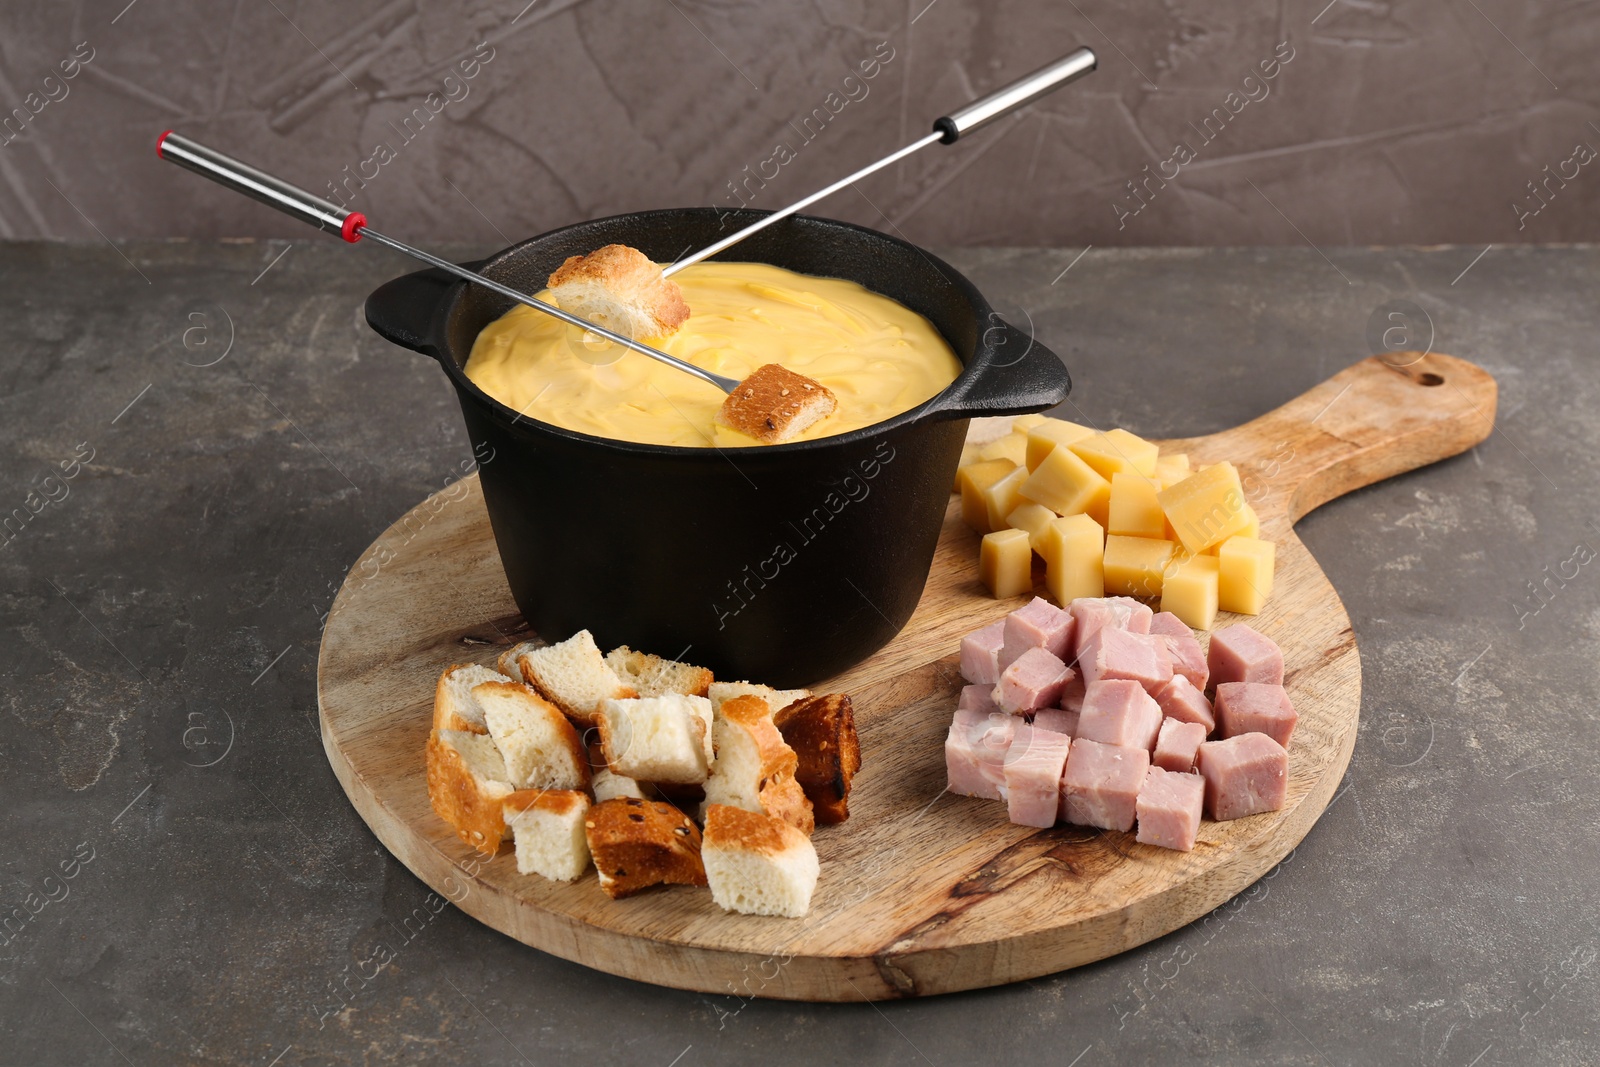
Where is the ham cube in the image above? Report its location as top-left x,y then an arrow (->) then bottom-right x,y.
1076,679 -> 1163,751
1149,611 -> 1191,640
1152,675 -> 1215,733
1105,596 -> 1154,634
1197,733 -> 1288,820
1152,718 -> 1207,772
945,709 -> 1016,800
1001,596 -> 1077,669
995,647 -> 1072,715
1150,611 -> 1206,687
1068,597 -> 1151,661
1214,682 -> 1298,748
1031,706 -> 1078,738
1003,724 -> 1072,828
1207,623 -> 1284,688
1060,738 -> 1150,832
1078,627 -> 1173,691
1136,766 -> 1204,851
960,621 -> 1006,685
958,684 -> 1000,715
1060,672 -> 1086,713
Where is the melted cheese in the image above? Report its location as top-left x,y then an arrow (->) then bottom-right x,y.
463,261 -> 962,448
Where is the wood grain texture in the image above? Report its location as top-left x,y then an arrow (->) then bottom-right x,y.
317,353 -> 1495,1001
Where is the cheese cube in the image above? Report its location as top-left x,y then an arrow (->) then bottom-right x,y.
1161,554 -> 1220,629
1006,502 -> 1059,552
1107,473 -> 1166,539
980,529 -> 1033,599
1217,536 -> 1276,615
958,459 -> 1016,534
983,466 -> 1030,532
1069,428 -> 1160,480
1025,419 -> 1095,471
1154,453 -> 1190,489
977,432 -> 1028,467
1103,535 -> 1175,598
1157,462 -> 1253,554
1019,446 -> 1111,524
1205,502 -> 1260,553
1041,514 -> 1104,604
1012,414 -> 1049,433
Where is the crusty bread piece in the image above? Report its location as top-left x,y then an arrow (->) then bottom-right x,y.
474,680 -> 591,792
759,775 -> 815,836
702,695 -> 814,835
503,789 -> 591,881
605,646 -> 714,699
432,662 -> 510,734
703,804 -> 820,918
597,694 -> 713,784
715,363 -> 838,444
505,630 -> 637,728
708,681 -> 811,718
585,797 -> 707,899
592,768 -> 647,803
774,694 -> 861,825
427,729 -> 515,856
545,243 -> 690,341
497,639 -> 543,680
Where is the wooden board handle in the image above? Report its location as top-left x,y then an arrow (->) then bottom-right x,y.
1192,353 -> 1498,525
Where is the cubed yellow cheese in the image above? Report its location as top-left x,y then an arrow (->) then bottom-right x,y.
1005,502 -> 1059,552
1103,534 -> 1175,598
983,466 -> 1030,533
1161,554 -> 1220,629
1154,452 -> 1190,489
977,432 -> 1028,467
1202,502 -> 1260,554
1025,419 -> 1096,471
1069,428 -> 1160,480
1107,472 -> 1166,539
980,529 -> 1033,599
1041,514 -> 1104,604
1157,461 -> 1253,554
1019,446 -> 1111,524
1217,536 -> 1275,614
1011,414 -> 1049,433
958,459 -> 1015,533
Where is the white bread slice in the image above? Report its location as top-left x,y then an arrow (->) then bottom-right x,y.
474,680 -> 591,792
597,694 -> 713,785
503,789 -> 591,881
592,768 -> 647,803
426,729 -> 514,855
432,662 -> 509,734
703,804 -> 820,918
605,646 -> 714,698
545,243 -> 691,341
505,630 -> 636,727
708,681 -> 811,718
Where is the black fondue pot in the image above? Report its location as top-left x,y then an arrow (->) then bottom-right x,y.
364,208 -> 1070,686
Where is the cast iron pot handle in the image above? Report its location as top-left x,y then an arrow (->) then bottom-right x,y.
364,263 -> 484,361
928,317 -> 1072,420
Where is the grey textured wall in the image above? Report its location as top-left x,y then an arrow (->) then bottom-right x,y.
1,0 -> 1597,248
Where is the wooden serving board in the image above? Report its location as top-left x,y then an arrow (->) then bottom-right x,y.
318,354 -> 1495,1001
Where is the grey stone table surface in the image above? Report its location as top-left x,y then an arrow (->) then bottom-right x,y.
1,239 -> 1596,1067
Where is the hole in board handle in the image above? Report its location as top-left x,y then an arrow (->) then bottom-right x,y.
1418,372 -> 1444,386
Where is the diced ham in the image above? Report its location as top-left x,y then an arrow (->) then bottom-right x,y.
960,621 -> 1006,685
1207,623 -> 1284,688
1003,724 -> 1072,828
1136,766 -> 1204,851
1152,675 -> 1216,733
1149,611 -> 1191,640
1060,738 -> 1150,832
1214,682 -> 1298,748
1001,597 -> 1076,669
958,684 -> 1000,715
945,709 -> 1017,800
1076,679 -> 1163,751
1152,718 -> 1207,772
1196,733 -> 1288,820
1105,596 -> 1154,634
995,647 -> 1072,715
1069,597 -> 1151,662
1060,672 -> 1086,713
1078,627 -> 1173,691
1031,706 -> 1078,738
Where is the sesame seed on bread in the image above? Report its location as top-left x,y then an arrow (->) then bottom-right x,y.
715,363 -> 839,444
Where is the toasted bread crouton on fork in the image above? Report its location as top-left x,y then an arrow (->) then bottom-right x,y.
715,363 -> 839,444
545,243 -> 690,342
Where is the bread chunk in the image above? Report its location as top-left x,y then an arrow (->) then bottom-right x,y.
775,693 -> 861,825
703,804 -> 820,918
702,694 -> 814,834
432,662 -> 510,734
503,630 -> 636,727
715,363 -> 838,444
597,694 -> 714,784
545,243 -> 690,341
474,680 -> 591,792
427,729 -> 515,856
605,646 -> 713,698
591,768 -> 648,803
585,797 -> 707,899
708,681 -> 811,717
504,789 -> 591,881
